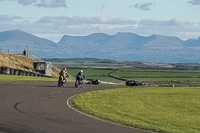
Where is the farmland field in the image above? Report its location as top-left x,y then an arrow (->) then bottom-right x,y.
48,58 -> 200,87
111,69 -> 200,87
66,68 -> 200,87
112,69 -> 200,79
67,68 -> 120,82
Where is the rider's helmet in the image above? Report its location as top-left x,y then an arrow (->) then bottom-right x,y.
80,70 -> 83,73
64,68 -> 66,70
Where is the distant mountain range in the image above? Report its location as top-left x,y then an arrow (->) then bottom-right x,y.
0,29 -> 200,63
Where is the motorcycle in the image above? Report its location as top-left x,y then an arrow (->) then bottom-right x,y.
75,79 -> 84,88
58,75 -> 66,87
126,80 -> 144,86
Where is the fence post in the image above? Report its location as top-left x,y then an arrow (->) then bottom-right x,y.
27,46 -> 29,58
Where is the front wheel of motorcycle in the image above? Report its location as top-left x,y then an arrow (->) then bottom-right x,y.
75,81 -> 78,88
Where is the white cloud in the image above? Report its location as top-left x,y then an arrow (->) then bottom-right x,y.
0,0 -> 14,1
0,0 -> 67,8
187,0 -> 200,5
131,2 -> 155,11
138,18 -> 192,27
0,14 -> 23,22
164,18 -> 192,26
0,14 -> 200,42
38,16 -> 137,25
17,0 -> 36,6
137,18 -> 200,40
36,0 -> 67,8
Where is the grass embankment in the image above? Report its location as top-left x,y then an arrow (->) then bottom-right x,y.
0,53 -> 34,71
72,87 -> 200,133
0,53 -> 60,77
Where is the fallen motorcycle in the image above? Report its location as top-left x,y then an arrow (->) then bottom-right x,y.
126,80 -> 144,86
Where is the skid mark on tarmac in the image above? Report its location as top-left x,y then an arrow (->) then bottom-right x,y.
13,102 -> 32,116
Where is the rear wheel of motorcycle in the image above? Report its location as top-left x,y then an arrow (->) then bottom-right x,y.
58,81 -> 61,87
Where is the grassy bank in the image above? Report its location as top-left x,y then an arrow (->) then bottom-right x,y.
0,53 -> 60,77
0,53 -> 34,71
71,87 -> 200,133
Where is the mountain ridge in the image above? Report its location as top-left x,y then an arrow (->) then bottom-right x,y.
0,29 -> 199,63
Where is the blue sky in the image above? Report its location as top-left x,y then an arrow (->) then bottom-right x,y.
0,0 -> 200,42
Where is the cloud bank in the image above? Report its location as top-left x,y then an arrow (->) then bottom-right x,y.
1,14 -> 199,42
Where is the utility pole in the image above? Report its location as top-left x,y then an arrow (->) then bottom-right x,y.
27,46 -> 29,58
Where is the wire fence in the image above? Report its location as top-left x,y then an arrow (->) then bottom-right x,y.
0,66 -> 50,77
0,47 -> 26,55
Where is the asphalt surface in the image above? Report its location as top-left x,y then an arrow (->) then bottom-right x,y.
0,82 -> 152,133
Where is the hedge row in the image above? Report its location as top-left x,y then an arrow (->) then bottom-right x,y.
108,70 -> 127,81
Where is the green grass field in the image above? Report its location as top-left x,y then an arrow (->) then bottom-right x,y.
111,69 -> 200,87
0,74 -> 58,83
71,87 -> 200,133
67,68 -> 120,82
112,69 -> 200,79
66,68 -> 200,86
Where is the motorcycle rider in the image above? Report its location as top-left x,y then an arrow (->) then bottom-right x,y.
76,70 -> 85,86
59,68 -> 69,82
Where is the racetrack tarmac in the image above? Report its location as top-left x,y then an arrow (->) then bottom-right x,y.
0,82 -> 152,133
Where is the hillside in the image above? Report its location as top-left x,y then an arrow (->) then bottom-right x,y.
0,29 -> 200,63
0,30 -> 57,57
0,53 -> 59,77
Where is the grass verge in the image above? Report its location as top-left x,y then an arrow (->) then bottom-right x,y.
0,74 -> 58,83
71,87 -> 200,133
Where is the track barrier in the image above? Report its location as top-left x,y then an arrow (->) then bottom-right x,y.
14,69 -> 19,75
0,67 -> 50,77
1,67 -> 10,75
